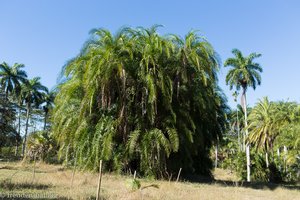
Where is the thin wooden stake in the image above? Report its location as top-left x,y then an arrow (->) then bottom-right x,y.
96,160 -> 103,200
168,173 -> 173,183
176,168 -> 182,183
70,152 -> 78,189
32,153 -> 36,183
70,158 -> 77,189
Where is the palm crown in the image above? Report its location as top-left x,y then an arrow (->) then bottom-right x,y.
224,49 -> 262,91
0,62 -> 28,97
21,77 -> 48,107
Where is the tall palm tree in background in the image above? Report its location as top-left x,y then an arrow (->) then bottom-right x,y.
14,89 -> 25,156
0,62 -> 27,98
225,48 -> 263,182
0,62 -> 28,156
21,77 -> 48,156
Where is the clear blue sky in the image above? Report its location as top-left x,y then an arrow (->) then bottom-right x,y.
1,0 -> 299,108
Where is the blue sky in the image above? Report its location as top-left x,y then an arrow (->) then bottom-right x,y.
1,0 -> 299,108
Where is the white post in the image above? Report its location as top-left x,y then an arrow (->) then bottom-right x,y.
176,168 -> 182,183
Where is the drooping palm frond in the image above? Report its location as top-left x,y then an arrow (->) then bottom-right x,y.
52,26 -> 229,177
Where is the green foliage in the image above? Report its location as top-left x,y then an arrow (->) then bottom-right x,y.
0,90 -> 18,151
0,62 -> 27,97
221,98 -> 300,183
126,178 -> 141,191
247,97 -> 279,152
0,61 -> 51,160
52,26 -> 229,178
224,49 -> 262,91
26,131 -> 59,163
0,62 -> 27,156
220,149 -> 270,182
248,98 -> 299,182
21,77 -> 48,156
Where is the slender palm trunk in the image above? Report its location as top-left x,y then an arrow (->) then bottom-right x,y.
283,145 -> 287,173
15,106 -> 22,156
15,141 -> 18,157
242,88 -> 251,182
43,111 -> 47,130
215,143 -> 218,168
101,86 -> 106,108
22,103 -> 30,157
277,148 -> 281,171
265,152 -> 269,168
121,68 -> 127,142
5,88 -> 9,100
236,108 -> 241,151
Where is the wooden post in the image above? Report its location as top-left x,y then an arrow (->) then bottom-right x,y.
70,156 -> 77,189
32,153 -> 36,183
70,152 -> 77,189
176,168 -> 182,183
96,160 -> 103,200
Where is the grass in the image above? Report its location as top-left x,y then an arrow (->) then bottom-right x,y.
0,161 -> 299,200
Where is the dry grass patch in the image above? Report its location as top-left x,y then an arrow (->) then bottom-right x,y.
0,162 -> 299,200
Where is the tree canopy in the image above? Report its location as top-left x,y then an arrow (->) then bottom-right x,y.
52,26 -> 229,177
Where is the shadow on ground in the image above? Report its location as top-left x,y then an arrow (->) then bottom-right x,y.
183,174 -> 300,191
0,196 -> 69,200
0,180 -> 51,190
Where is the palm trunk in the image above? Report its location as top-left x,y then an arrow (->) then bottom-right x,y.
265,152 -> 269,168
101,86 -> 106,109
22,103 -> 30,157
15,141 -> 18,157
215,143 -> 218,168
5,88 -> 9,100
236,108 -> 241,151
283,145 -> 287,173
15,106 -> 22,156
277,148 -> 281,171
121,68 -> 127,142
242,88 -> 251,182
243,130 -> 246,152
43,111 -> 48,131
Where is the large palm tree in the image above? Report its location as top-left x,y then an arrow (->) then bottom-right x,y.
53,26 -> 228,177
0,62 -> 27,98
20,77 -> 48,156
225,48 -> 263,182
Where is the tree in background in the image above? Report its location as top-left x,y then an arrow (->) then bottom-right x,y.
20,77 -> 48,156
247,97 -> 278,167
0,62 -> 27,98
0,62 -> 28,155
0,88 -> 18,155
224,48 -> 263,182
